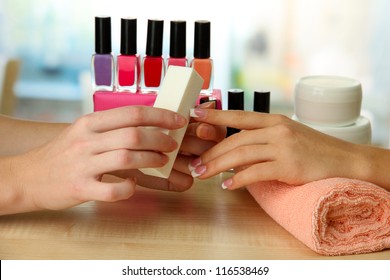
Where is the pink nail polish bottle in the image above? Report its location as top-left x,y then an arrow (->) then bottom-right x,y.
116,18 -> 140,93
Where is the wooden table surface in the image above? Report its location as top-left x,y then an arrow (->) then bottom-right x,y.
1,173 -> 389,260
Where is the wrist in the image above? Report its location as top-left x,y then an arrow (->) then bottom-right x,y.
0,157 -> 24,215
0,155 -> 41,215
350,144 -> 384,186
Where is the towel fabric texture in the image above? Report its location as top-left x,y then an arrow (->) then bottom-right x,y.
246,177 -> 390,256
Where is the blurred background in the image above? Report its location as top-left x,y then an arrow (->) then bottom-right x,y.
1,0 -> 390,147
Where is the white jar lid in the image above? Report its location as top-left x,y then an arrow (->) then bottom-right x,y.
295,75 -> 362,103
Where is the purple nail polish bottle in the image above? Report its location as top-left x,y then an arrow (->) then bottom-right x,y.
91,16 -> 115,91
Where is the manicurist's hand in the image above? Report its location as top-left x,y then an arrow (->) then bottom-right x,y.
0,106 -> 187,215
188,109 -> 380,190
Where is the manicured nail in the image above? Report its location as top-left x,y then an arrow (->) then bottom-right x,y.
190,157 -> 202,168
190,108 -> 206,119
188,162 -> 196,173
191,165 -> 207,178
189,158 -> 202,174
198,101 -> 215,109
221,178 -> 233,190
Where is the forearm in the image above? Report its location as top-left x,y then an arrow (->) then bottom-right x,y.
0,114 -> 68,156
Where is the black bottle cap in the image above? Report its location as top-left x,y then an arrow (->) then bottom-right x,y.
170,20 -> 186,58
120,18 -> 137,55
194,20 -> 210,59
95,16 -> 112,54
253,91 -> 270,113
199,96 -> 209,104
146,19 -> 164,56
228,89 -> 244,110
226,89 -> 244,137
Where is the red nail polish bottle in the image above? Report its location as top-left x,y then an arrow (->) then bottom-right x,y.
141,19 -> 165,94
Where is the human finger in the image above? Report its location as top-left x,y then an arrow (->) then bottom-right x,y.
172,154 -> 194,175
190,129 -> 271,169
200,101 -> 216,109
80,106 -> 187,133
132,169 -> 193,192
90,149 -> 168,174
93,127 -> 178,154
186,121 -> 226,141
166,169 -> 194,192
196,123 -> 226,142
219,162 -> 282,190
185,122 -> 201,137
190,109 -> 287,131
180,134 -> 217,156
81,178 -> 136,202
189,101 -> 216,124
114,167 -> 193,192
190,144 -> 274,179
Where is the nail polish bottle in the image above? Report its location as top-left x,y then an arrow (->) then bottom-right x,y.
253,91 -> 270,113
226,89 -> 244,137
91,16 -> 115,91
116,18 -> 140,93
141,19 -> 165,94
191,20 -> 213,94
167,20 -> 187,68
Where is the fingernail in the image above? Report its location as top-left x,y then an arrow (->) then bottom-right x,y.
191,165 -> 207,178
190,108 -> 206,119
188,163 -> 195,173
170,139 -> 179,150
190,157 -> 202,168
189,157 -> 202,174
197,124 -> 212,139
198,101 -> 215,109
175,114 -> 187,126
221,178 -> 233,190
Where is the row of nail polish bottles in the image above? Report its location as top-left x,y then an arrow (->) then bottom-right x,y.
91,16 -> 213,94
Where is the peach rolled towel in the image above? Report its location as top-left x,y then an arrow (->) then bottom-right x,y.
246,177 -> 390,256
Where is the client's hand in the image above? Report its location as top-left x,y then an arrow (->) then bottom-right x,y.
188,109 -> 368,190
